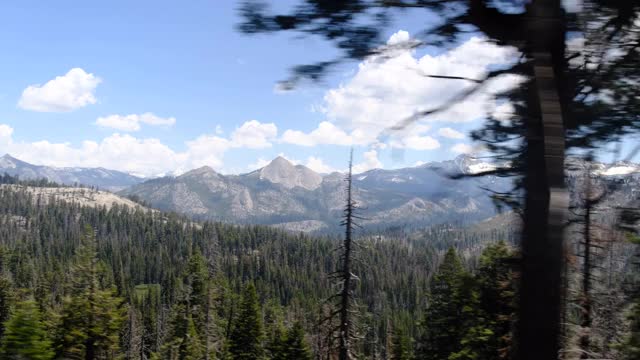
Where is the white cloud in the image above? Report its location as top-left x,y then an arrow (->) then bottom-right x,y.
95,113 -> 176,132
392,135 -> 440,150
451,143 -> 473,154
437,127 -> 465,139
388,123 -> 440,150
18,68 -> 101,112
281,121 -> 354,146
387,30 -> 411,45
0,125 -> 13,155
353,149 -> 383,174
0,124 -> 13,138
492,103 -> 516,125
321,32 -> 522,145
276,153 -> 300,165
182,134 -> 231,172
230,120 -> 277,149
0,120 -> 277,177
305,156 -> 338,173
7,133 -> 185,177
248,157 -> 271,171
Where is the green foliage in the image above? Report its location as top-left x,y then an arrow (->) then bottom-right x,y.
55,226 -> 126,359
0,184 -> 515,358
0,298 -> 54,360
417,248 -> 468,360
284,321 -> 312,360
417,244 -> 517,360
391,327 -> 413,360
0,276 -> 12,339
266,322 -> 287,360
228,283 -> 264,360
622,301 -> 640,360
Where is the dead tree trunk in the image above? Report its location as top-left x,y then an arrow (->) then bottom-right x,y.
338,150 -> 356,360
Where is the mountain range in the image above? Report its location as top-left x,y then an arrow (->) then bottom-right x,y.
0,154 -> 144,191
2,153 -> 639,233
121,155 -> 512,232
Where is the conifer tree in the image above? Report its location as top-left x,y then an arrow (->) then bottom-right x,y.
184,315 -> 205,360
1,298 -> 54,360
475,241 -> 517,359
390,327 -> 412,360
56,226 -> 126,360
284,321 -> 312,360
324,150 -> 360,360
186,249 -> 209,329
266,322 -> 287,360
228,283 -> 264,360
622,302 -> 640,360
0,275 -> 12,339
416,248 -> 468,360
161,301 -> 205,360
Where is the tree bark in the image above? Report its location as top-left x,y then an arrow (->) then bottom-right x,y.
517,1 -> 569,359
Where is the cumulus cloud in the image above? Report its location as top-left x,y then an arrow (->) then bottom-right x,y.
0,119 -> 280,177
451,143 -> 474,154
388,124 -> 440,150
320,31 -> 521,144
0,125 -> 13,155
305,156 -> 338,173
5,133 -> 184,177
0,124 -> 13,139
280,31 -> 521,153
95,113 -> 176,132
248,157 -> 271,171
437,127 -> 465,139
281,121 -> 355,146
18,68 -> 101,112
230,120 -> 277,149
353,149 -> 383,174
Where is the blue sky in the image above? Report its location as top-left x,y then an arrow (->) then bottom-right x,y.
0,1 -> 535,176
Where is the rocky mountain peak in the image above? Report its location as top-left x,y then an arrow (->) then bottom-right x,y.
0,154 -> 23,168
180,165 -> 218,178
260,156 -> 323,190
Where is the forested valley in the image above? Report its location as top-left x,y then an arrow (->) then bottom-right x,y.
0,170 -> 637,359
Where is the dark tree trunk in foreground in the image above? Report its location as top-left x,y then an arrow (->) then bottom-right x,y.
518,1 -> 569,359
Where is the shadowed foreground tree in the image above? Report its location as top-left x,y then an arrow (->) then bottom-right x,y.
0,298 -> 54,360
238,1 -> 640,358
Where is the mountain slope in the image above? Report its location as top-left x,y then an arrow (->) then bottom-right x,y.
0,183 -> 152,211
123,155 -> 512,231
0,154 -> 144,191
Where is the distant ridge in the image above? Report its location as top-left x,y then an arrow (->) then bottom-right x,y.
0,154 -> 145,191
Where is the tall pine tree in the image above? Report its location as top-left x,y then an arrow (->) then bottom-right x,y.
416,248 -> 468,360
0,298 -> 54,360
284,321 -> 312,360
228,283 -> 264,360
56,226 -> 126,360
